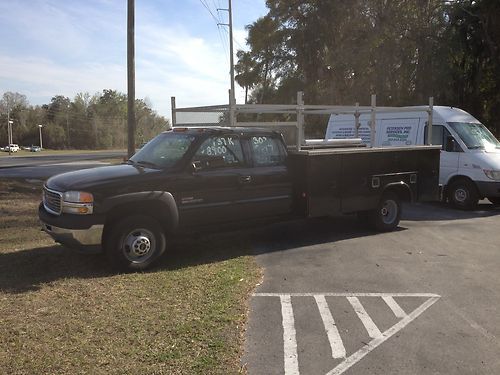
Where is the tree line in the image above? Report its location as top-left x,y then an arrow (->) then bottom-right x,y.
235,0 -> 500,136
0,90 -> 169,149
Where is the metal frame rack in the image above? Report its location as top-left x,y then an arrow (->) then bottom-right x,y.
171,92 -> 434,151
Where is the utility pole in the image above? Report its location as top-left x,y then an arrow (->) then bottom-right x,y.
218,0 -> 236,126
127,0 -> 136,158
66,105 -> 70,148
38,124 -> 43,149
7,109 -> 12,156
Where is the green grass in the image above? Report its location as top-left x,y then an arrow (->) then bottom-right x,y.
0,179 -> 261,374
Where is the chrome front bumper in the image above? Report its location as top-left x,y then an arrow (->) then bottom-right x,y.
41,221 -> 103,253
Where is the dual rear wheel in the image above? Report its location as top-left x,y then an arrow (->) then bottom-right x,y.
358,192 -> 402,232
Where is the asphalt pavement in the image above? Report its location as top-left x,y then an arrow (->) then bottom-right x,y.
242,201 -> 500,375
0,151 -> 124,168
0,151 -> 125,179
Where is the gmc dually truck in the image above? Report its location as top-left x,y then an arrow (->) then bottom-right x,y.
39,127 -> 440,271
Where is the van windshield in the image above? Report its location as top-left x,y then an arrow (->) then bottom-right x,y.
129,132 -> 196,168
448,122 -> 500,150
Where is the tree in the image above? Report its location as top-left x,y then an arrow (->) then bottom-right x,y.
237,0 -> 500,135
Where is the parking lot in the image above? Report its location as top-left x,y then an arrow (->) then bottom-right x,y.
243,201 -> 500,374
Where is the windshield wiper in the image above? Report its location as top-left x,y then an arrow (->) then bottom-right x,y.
136,160 -> 159,168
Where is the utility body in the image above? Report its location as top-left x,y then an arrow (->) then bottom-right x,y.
325,106 -> 500,209
39,127 -> 440,270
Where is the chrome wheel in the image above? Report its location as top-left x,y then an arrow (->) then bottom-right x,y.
381,199 -> 398,225
121,228 -> 156,263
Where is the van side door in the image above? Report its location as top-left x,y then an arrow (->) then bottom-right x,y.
428,125 -> 461,185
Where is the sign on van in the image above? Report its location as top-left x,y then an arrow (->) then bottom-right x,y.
379,118 -> 420,146
326,118 -> 421,147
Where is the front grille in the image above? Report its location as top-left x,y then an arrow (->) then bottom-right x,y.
43,187 -> 62,215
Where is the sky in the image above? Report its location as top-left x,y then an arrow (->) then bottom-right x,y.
0,0 -> 268,119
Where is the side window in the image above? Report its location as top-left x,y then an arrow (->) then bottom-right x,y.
443,127 -> 463,152
424,125 -> 446,150
193,136 -> 243,169
432,125 -> 444,148
251,136 -> 285,167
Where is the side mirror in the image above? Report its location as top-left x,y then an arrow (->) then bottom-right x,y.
445,136 -> 456,152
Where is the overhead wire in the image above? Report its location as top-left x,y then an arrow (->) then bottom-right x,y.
199,0 -> 230,62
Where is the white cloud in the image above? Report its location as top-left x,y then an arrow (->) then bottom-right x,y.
0,0 -> 265,119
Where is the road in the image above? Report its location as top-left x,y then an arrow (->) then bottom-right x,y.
0,151 -> 124,168
242,201 -> 500,375
0,151 -> 125,179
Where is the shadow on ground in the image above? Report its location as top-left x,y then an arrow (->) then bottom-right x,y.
2,202 -> 498,294
403,201 -> 500,221
0,215 -> 382,294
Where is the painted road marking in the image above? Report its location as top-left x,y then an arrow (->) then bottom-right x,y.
280,295 -> 299,375
314,295 -> 346,359
347,296 -> 382,339
382,295 -> 407,318
253,293 -> 440,375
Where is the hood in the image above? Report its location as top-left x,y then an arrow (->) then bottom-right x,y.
472,151 -> 500,170
45,164 -> 163,192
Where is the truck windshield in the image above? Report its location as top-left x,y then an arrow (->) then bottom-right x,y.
448,122 -> 500,150
129,132 -> 196,168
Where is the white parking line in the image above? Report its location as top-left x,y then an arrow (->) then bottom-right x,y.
326,296 -> 440,375
347,296 -> 382,339
280,295 -> 299,375
314,295 -> 346,359
382,295 -> 407,318
254,292 -> 441,375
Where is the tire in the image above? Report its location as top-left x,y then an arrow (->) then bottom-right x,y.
370,192 -> 402,232
104,215 -> 166,271
448,179 -> 478,210
488,197 -> 500,206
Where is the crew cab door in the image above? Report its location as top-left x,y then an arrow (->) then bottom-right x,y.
239,135 -> 293,219
177,135 -> 249,227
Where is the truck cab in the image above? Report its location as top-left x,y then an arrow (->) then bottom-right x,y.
39,128 -> 293,270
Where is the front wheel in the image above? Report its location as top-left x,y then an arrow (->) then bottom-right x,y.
104,215 -> 166,271
370,192 -> 402,232
448,179 -> 478,210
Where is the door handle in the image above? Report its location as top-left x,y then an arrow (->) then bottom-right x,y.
239,175 -> 252,184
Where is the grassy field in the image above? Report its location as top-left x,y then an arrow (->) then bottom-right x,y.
0,179 -> 261,374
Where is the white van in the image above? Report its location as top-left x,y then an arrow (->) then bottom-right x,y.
325,106 -> 500,209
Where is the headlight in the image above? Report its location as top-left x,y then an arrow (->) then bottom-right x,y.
483,169 -> 500,181
62,191 -> 93,214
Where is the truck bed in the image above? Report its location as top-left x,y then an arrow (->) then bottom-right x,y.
288,146 -> 441,217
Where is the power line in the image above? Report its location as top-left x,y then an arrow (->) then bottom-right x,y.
199,0 -> 220,24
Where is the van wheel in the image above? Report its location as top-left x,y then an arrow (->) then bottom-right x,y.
371,192 -> 401,232
104,215 -> 166,271
448,179 -> 478,210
